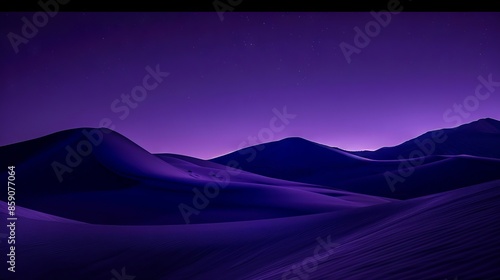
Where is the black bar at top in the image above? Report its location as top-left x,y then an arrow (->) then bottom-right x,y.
2,0 -> 498,12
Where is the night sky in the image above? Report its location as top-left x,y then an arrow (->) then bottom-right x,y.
1,12 -> 499,159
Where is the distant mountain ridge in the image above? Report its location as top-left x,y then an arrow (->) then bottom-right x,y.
353,118 -> 500,159
211,118 -> 500,199
1,118 -> 499,208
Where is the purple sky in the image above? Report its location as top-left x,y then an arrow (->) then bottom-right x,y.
1,12 -> 499,159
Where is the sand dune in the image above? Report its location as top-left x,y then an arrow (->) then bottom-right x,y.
1,118 -> 500,279
0,129 -> 391,225
2,180 -> 499,279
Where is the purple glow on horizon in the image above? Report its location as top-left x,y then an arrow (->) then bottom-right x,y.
1,12 -> 499,159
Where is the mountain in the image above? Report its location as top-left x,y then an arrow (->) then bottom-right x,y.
353,118 -> 500,159
211,137 -> 369,182
0,128 -> 392,225
211,118 -> 500,199
1,119 -> 500,279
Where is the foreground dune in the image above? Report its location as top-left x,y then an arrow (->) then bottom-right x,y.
2,180 -> 499,279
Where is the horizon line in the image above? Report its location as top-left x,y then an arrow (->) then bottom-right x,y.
1,117 -> 497,160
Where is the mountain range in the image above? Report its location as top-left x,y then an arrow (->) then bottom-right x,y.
1,118 -> 499,279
